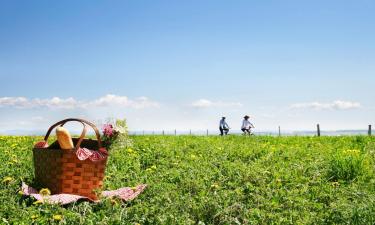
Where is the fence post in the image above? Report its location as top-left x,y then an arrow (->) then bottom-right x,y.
174,129 -> 177,136
278,126 -> 281,137
190,129 -> 192,135
206,129 -> 209,136
317,124 -> 321,137
162,130 -> 165,136
142,130 -> 145,136
369,125 -> 372,136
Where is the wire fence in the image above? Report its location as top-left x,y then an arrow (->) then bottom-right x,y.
129,124 -> 373,137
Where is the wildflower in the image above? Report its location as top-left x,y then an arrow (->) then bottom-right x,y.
131,186 -> 138,191
39,188 -> 51,196
146,168 -> 153,172
102,124 -> 114,137
211,183 -> 219,189
331,182 -> 340,187
2,176 -> 13,184
151,165 -> 157,170
33,200 -> 43,205
127,148 -> 135,154
18,190 -> 24,195
343,149 -> 360,155
53,214 -> 63,221
31,215 -> 38,220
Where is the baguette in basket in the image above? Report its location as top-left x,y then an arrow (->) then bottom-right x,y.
56,126 -> 74,150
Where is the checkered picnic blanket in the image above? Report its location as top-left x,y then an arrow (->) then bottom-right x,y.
22,183 -> 147,205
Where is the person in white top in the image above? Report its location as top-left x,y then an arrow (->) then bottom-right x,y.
219,117 -> 230,136
241,115 -> 254,135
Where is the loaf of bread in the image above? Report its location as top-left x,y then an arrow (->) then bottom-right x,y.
56,126 -> 74,150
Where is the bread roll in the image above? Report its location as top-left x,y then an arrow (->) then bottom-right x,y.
56,126 -> 74,150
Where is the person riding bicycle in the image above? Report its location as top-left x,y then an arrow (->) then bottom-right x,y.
219,117 -> 230,136
241,115 -> 254,135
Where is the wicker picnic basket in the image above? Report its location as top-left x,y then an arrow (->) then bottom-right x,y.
33,118 -> 107,200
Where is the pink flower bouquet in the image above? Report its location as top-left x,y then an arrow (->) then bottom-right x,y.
101,118 -> 131,149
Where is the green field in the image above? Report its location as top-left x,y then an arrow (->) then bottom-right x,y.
1,135 -> 375,224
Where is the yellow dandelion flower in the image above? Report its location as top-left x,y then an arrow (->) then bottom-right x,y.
33,200 -> 43,205
52,214 -> 63,221
31,215 -> 38,220
211,183 -> 219,189
131,186 -> 138,191
2,176 -> 13,184
39,188 -> 51,196
18,190 -> 24,195
344,149 -> 361,155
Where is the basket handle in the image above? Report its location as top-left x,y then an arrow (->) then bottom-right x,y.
44,118 -> 103,149
61,120 -> 87,150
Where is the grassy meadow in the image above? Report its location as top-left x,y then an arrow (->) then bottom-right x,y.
1,135 -> 375,224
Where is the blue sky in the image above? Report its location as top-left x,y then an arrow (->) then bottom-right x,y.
0,0 -> 374,133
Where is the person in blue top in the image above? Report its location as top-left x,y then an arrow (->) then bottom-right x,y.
219,117 -> 230,136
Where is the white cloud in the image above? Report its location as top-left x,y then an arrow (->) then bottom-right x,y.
0,96 -> 78,109
0,94 -> 159,110
88,94 -> 159,109
0,97 -> 30,108
191,99 -> 243,108
34,97 -> 78,109
290,100 -> 361,110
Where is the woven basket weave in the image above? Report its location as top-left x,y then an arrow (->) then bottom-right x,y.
33,118 -> 107,200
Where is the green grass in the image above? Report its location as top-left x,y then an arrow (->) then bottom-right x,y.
1,135 -> 375,224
